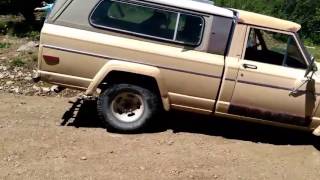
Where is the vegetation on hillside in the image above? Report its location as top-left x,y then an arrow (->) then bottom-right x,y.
214,0 -> 320,45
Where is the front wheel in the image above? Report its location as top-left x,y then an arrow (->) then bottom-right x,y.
97,84 -> 160,132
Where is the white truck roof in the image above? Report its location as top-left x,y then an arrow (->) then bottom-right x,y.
144,0 -> 235,18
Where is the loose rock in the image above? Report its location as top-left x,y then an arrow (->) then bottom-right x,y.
32,85 -> 41,91
9,87 -> 19,94
0,65 -> 7,71
17,41 -> 37,53
0,57 -> 7,60
24,76 -> 32,81
16,71 -> 24,78
42,87 -> 51,93
6,81 -> 14,85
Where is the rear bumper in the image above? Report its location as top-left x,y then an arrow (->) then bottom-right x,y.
33,70 -> 91,91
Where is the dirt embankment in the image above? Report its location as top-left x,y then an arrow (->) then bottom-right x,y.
0,34 -> 79,97
0,14 -> 81,97
0,93 -> 320,180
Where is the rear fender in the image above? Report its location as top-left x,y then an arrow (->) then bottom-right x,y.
86,60 -> 170,111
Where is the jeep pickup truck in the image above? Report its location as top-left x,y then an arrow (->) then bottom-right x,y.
35,0 -> 320,135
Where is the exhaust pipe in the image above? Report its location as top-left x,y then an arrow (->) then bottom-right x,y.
32,70 -> 41,83
313,125 -> 320,136
51,85 -> 65,93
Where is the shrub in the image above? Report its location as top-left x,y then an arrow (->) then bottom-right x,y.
0,42 -> 11,49
10,57 -> 26,67
0,0 -> 43,22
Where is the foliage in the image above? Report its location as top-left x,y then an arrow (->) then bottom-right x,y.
7,51 -> 39,69
0,42 -> 11,49
214,0 -> 320,44
0,20 -> 8,33
0,0 -> 42,22
306,46 -> 320,60
9,57 -> 25,67
25,31 -> 41,41
0,15 -> 42,39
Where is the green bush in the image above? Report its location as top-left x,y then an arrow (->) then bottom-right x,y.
10,57 -> 26,67
214,0 -> 320,45
0,20 -> 8,34
25,31 -> 40,41
0,42 -> 11,49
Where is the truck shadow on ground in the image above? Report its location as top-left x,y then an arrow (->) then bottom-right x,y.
61,99 -> 320,150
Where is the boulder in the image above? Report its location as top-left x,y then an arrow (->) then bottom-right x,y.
17,41 -> 38,53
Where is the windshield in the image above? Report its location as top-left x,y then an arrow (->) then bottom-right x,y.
295,32 -> 312,63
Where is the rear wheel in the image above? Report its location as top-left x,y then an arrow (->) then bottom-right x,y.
97,84 -> 160,132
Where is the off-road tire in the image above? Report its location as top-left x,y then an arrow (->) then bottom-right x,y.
97,84 -> 160,132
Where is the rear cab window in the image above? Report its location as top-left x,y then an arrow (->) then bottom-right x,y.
89,0 -> 205,46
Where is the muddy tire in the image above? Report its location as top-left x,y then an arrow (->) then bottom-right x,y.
97,84 -> 159,132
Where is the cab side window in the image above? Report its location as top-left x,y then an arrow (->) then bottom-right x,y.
90,0 -> 204,46
244,28 -> 307,69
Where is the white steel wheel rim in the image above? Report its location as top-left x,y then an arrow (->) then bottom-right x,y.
110,92 -> 145,123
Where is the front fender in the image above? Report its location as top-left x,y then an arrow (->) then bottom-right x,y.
85,60 -> 170,111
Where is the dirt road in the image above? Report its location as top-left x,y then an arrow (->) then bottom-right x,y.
0,93 -> 320,180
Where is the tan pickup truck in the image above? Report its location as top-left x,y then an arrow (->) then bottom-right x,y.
35,0 -> 320,134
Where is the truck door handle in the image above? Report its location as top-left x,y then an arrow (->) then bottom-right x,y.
243,64 -> 258,70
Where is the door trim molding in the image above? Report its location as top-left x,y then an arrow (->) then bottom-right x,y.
237,79 -> 320,96
238,79 -> 292,91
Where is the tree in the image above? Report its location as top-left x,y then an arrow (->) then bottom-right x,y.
214,0 -> 320,44
0,0 -> 42,22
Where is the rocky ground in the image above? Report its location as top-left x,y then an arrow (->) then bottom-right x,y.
0,34 -> 79,97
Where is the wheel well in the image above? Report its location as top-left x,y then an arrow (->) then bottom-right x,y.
99,71 -> 162,99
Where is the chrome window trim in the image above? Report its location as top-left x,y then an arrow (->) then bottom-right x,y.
295,32 -> 312,63
88,0 -> 205,46
173,13 -> 180,41
242,25 -> 309,69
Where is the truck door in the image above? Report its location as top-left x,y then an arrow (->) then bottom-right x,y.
230,27 -> 319,126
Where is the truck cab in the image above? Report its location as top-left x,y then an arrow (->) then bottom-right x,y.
217,10 -> 320,132
35,0 -> 320,134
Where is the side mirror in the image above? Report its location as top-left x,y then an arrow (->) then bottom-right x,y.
311,56 -> 318,72
305,56 -> 318,77
312,63 -> 318,72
